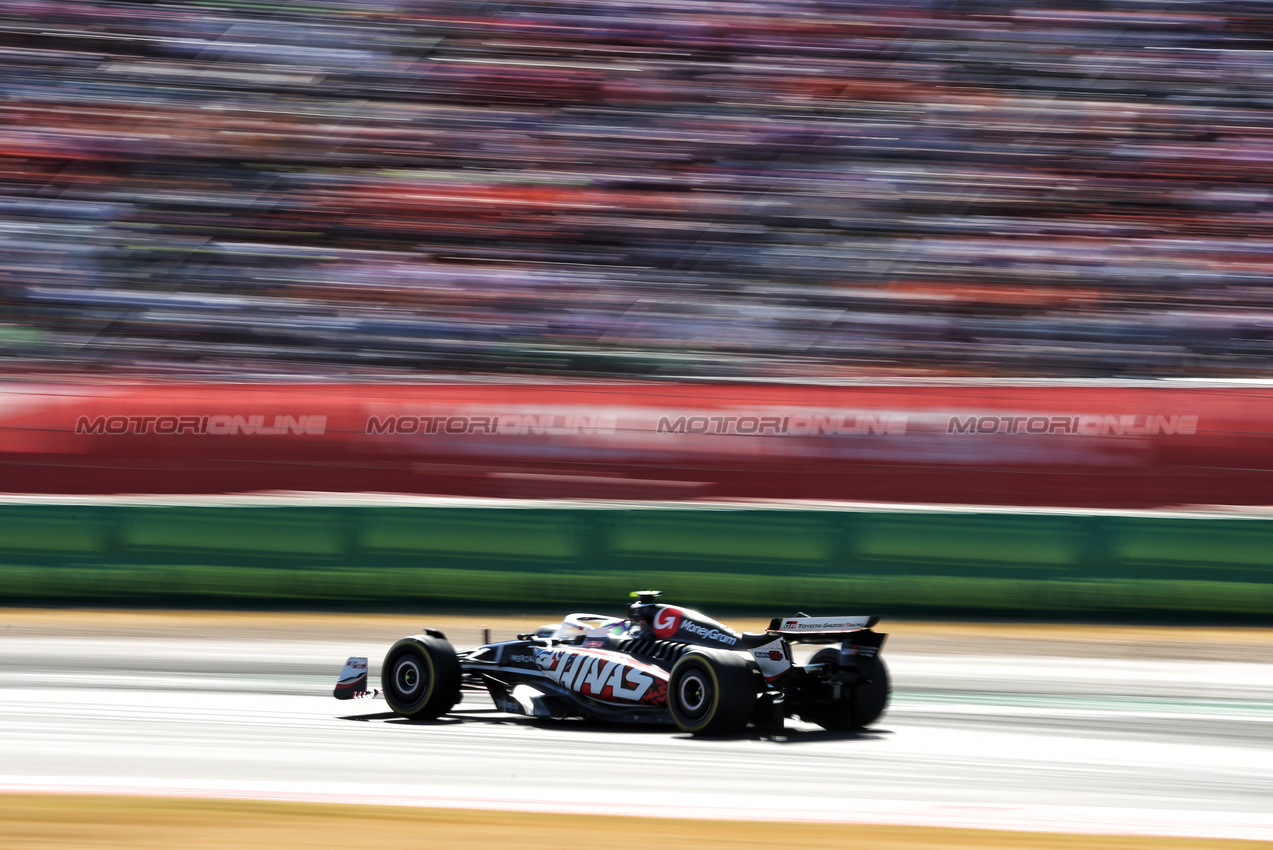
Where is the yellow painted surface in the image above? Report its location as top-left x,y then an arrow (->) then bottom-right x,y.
1,796 -> 1268,850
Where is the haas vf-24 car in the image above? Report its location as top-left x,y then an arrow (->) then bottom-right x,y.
335,591 -> 889,735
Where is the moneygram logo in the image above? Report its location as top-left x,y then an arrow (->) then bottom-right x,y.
679,620 -> 739,646
651,607 -> 682,639
75,414 -> 327,436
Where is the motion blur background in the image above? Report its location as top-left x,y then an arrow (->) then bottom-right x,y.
3,8 -> 1272,844
6,0 -> 1273,381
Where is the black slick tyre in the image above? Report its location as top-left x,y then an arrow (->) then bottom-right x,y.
381,635 -> 462,720
850,656 -> 890,727
807,648 -> 890,730
668,650 -> 757,736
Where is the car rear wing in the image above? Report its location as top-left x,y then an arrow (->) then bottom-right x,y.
765,615 -> 880,643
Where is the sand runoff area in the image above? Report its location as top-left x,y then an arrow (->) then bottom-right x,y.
3,796 -> 1270,850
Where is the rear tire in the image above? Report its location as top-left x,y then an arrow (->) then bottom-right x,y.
806,648 -> 890,730
668,650 -> 757,736
381,635 -> 462,720
850,656 -> 890,727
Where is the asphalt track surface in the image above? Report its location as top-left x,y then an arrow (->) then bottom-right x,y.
0,614 -> 1270,843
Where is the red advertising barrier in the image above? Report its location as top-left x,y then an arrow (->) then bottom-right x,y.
3,381 -> 1273,508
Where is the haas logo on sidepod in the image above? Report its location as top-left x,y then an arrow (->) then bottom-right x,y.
651,607 -> 683,639
534,648 -> 666,706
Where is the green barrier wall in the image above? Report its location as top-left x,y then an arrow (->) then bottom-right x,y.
1,504 -> 1270,618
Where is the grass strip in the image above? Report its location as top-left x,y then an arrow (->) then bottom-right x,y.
3,563 -> 1271,618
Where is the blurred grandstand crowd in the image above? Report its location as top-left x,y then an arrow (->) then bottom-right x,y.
3,0 -> 1273,379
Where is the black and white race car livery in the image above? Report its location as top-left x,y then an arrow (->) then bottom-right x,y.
334,591 -> 889,736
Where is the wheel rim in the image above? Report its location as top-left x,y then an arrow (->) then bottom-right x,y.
677,670 -> 712,718
392,655 -> 427,702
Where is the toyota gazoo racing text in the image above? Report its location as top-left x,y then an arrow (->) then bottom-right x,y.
333,591 -> 889,735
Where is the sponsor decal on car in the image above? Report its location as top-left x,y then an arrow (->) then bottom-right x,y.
750,640 -> 791,681
679,619 -> 739,646
651,606 -> 683,639
533,647 -> 666,706
778,617 -> 870,632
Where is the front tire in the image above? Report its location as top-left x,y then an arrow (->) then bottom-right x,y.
668,650 -> 757,736
806,648 -> 890,730
381,635 -> 462,720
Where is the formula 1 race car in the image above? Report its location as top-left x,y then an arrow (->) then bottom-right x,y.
334,591 -> 889,736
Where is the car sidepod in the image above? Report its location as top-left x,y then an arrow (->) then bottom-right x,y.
459,639 -> 675,723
